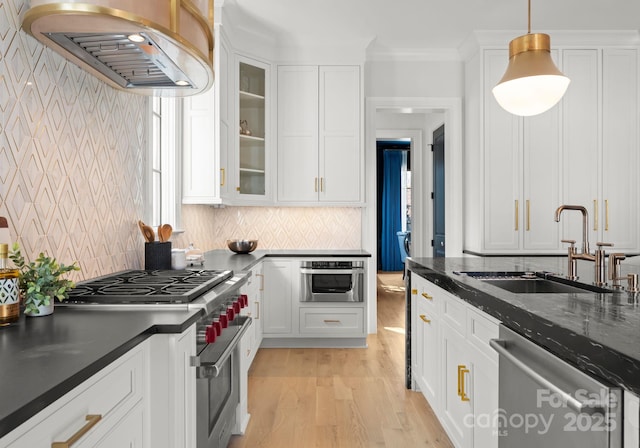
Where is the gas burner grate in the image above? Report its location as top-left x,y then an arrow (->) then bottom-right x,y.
66,269 -> 234,304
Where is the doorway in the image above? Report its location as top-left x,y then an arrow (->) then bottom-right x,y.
376,139 -> 411,272
364,98 -> 463,334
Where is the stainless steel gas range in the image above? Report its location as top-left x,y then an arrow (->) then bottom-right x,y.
62,268 -> 253,448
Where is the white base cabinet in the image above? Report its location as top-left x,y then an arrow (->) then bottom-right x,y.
625,390 -> 640,448
261,258 -> 367,347
411,272 -> 499,448
0,342 -> 149,448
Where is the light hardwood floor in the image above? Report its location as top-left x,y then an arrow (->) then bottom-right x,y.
228,272 -> 453,448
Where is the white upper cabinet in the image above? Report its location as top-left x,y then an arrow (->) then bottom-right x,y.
465,41 -> 639,255
562,48 -> 639,253
182,26 -> 230,205
230,55 -> 271,203
277,65 -> 363,205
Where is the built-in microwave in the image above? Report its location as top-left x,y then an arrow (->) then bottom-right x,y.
300,260 -> 364,302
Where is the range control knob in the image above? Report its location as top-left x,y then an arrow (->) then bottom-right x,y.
205,325 -> 217,343
212,319 -> 222,336
226,306 -> 235,321
233,300 -> 241,314
219,313 -> 228,328
239,294 -> 248,308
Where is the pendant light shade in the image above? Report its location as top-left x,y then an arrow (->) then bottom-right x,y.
492,0 -> 570,116
493,33 -> 570,116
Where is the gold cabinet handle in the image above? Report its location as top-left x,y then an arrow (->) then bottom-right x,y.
515,200 -> 519,231
220,168 -> 225,186
52,414 -> 102,448
457,365 -> 470,402
320,177 -> 324,192
419,314 -> 431,324
256,273 -> 264,291
594,200 -> 598,231
411,288 -> 418,295
255,301 -> 260,319
324,319 -> 341,323
526,199 -> 530,231
421,292 -> 433,301
605,199 -> 609,231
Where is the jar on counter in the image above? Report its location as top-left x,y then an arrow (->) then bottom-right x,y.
0,243 -> 20,325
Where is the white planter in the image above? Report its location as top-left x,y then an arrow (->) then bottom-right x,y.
24,300 -> 54,317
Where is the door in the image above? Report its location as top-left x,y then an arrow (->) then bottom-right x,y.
432,124 -> 445,257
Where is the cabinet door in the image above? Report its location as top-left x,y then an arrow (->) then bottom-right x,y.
87,402 -> 145,448
277,65 -> 319,202
440,321 -> 473,448
561,49 -> 600,247
262,260 -> 293,334
483,50 -> 522,251
319,66 -> 361,202
236,56 -> 269,199
602,48 -> 639,251
182,88 -> 219,204
217,27 -> 232,200
415,296 -> 440,411
523,91 -> 561,251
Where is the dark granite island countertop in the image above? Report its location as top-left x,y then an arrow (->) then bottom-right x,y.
406,256 -> 640,396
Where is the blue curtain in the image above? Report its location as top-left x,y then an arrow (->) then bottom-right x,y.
381,151 -> 404,271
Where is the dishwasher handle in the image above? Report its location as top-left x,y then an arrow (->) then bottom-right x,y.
490,338 -> 606,415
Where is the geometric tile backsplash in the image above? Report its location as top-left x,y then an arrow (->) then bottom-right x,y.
0,0 -> 363,282
0,0 -> 147,281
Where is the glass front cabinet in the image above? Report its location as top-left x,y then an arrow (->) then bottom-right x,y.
234,55 -> 271,202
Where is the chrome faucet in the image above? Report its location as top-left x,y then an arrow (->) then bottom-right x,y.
554,205 -> 611,286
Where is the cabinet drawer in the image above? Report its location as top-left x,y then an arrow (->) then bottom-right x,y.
441,291 -> 466,335
299,307 -> 364,335
1,343 -> 146,448
466,307 -> 500,362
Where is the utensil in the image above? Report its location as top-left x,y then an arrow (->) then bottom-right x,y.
138,220 -> 155,243
158,224 -> 173,242
226,239 -> 258,254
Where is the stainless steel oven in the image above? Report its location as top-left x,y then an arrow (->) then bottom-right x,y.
192,294 -> 252,448
59,269 -> 252,448
300,260 -> 364,302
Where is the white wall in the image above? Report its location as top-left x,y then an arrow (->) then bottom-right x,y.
365,60 -> 464,97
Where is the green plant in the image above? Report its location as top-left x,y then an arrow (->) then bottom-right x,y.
8,243 -> 80,315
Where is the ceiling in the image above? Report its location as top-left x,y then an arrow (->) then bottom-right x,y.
221,0 -> 640,53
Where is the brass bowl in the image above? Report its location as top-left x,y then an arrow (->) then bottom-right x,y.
226,239 -> 258,254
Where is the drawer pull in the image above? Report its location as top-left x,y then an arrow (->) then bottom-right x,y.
411,288 -> 417,295
323,319 -> 341,323
52,414 -> 102,448
419,314 -> 431,324
421,292 -> 433,300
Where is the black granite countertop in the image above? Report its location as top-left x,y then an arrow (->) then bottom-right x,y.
199,249 -> 372,272
406,257 -> 640,395
0,248 -> 370,439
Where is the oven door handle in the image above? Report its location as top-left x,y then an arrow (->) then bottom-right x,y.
300,268 -> 363,275
191,316 -> 252,379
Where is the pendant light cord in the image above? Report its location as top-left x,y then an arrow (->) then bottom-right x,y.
527,0 -> 531,34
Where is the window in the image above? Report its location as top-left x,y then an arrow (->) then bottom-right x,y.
148,96 -> 181,229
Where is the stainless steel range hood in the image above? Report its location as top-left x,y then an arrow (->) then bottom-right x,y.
22,1 -> 215,97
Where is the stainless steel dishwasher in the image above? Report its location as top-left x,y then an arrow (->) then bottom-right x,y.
490,325 -> 622,447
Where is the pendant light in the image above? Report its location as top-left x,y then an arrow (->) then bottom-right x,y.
492,0 -> 570,116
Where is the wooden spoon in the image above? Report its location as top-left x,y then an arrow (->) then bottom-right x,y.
138,220 -> 155,242
158,224 -> 173,242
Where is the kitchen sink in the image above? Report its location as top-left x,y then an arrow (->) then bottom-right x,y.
481,278 -> 588,294
455,271 -> 611,294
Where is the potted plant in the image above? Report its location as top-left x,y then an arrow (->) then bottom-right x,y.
8,243 -> 80,316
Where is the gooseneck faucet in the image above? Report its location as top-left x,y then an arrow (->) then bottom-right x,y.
554,205 -> 611,286
554,205 -> 590,254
